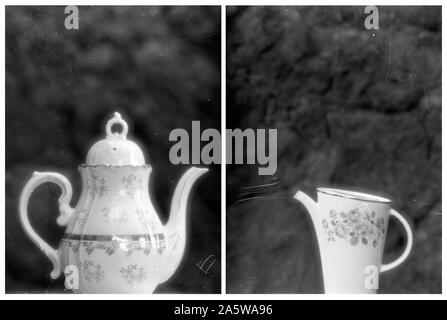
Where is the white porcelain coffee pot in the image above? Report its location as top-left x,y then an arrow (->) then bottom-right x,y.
19,112 -> 208,293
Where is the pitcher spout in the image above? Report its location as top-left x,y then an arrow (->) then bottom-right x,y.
158,167 -> 209,284
293,190 -> 322,239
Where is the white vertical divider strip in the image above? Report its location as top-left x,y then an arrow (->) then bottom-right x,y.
221,4 -> 227,294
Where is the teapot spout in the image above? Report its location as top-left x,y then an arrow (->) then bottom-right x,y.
159,167 -> 208,284
293,190 -> 322,239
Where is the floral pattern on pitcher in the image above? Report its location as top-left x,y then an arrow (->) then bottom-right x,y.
120,264 -> 147,286
322,206 -> 386,247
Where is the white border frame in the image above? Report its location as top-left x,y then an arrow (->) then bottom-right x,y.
1,1 -> 445,299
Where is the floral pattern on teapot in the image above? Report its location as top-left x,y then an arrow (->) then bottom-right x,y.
121,174 -> 143,199
81,260 -> 105,283
85,171 -> 146,199
88,174 -> 109,198
72,206 -> 159,235
79,260 -> 148,287
322,207 -> 386,247
120,264 -> 147,286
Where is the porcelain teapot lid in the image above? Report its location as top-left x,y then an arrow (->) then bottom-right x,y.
86,112 -> 146,166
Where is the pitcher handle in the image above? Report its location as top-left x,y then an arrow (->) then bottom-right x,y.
19,172 -> 74,279
380,209 -> 413,273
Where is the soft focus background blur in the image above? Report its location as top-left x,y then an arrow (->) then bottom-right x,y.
227,6 -> 441,293
6,6 -> 221,293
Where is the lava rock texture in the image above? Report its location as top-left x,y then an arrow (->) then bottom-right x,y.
227,6 -> 441,293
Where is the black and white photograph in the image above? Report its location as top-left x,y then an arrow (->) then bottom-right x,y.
1,0 -> 446,307
5,5 -> 221,294
226,6 -> 441,294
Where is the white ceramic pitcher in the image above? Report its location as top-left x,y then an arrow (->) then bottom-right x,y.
294,188 -> 413,293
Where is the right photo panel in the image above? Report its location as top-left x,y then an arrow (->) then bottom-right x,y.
226,6 -> 441,294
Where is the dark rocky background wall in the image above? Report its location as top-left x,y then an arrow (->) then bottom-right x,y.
227,6 -> 441,293
6,6 -> 221,293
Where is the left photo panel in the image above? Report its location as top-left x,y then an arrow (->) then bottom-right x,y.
5,6 -> 221,294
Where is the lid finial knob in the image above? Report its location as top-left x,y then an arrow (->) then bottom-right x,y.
86,111 -> 145,165
106,112 -> 128,139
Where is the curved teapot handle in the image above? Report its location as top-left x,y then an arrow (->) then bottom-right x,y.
380,209 -> 413,273
19,172 -> 74,279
